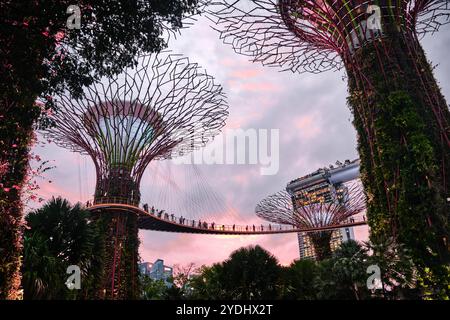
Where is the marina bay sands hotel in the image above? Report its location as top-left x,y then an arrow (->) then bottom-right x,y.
287,159 -> 361,260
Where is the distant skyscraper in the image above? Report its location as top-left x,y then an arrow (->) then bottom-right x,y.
287,160 -> 359,260
139,259 -> 173,287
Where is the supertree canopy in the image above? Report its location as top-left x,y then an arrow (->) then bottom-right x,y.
44,53 -> 228,299
208,1 -> 450,73
256,182 -> 366,260
209,0 -> 450,293
46,53 -> 228,205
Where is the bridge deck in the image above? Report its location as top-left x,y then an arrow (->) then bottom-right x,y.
87,203 -> 367,235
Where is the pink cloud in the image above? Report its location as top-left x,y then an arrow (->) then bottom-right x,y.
354,225 -> 369,242
37,181 -> 80,206
230,69 -> 261,79
139,230 -> 300,267
293,113 -> 321,139
228,80 -> 281,92
231,173 -> 251,187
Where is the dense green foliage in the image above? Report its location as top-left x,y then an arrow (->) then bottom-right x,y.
95,212 -> 140,299
309,231 -> 332,261
279,259 -> 318,300
22,197 -> 141,299
184,242 -> 416,300
140,275 -> 169,300
191,246 -> 282,300
22,197 -> 101,299
22,221 -> 422,301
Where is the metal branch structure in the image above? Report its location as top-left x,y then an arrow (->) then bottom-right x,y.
209,0 -> 450,286
207,0 -> 450,73
44,53 -> 228,299
256,181 -> 366,260
46,53 -> 227,204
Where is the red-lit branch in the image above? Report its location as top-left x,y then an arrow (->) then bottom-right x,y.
44,53 -> 228,203
206,0 -> 450,73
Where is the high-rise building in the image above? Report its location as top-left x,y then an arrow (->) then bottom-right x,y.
139,259 -> 173,287
287,160 -> 360,260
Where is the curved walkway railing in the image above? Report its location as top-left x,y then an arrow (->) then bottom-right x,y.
85,197 -> 368,235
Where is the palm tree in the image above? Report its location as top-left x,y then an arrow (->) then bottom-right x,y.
311,240 -> 371,300
365,236 -> 418,299
22,197 -> 99,299
22,232 -> 63,299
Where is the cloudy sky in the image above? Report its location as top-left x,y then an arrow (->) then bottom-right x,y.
34,12 -> 450,268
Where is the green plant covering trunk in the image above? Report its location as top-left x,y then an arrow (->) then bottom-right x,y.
93,170 -> 141,300
95,211 -> 140,300
95,167 -> 141,206
346,28 -> 450,296
0,99 -> 40,300
310,231 -> 333,261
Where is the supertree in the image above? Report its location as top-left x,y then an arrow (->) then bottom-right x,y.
256,182 -> 366,260
43,53 -> 228,299
208,0 -> 450,291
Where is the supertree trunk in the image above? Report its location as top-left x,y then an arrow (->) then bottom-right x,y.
95,169 -> 141,206
208,0 -> 450,297
94,173 -> 141,300
346,28 -> 450,292
309,231 -> 333,261
95,211 -> 140,300
92,167 -> 141,299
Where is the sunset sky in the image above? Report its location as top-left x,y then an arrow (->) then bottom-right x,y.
33,14 -> 450,268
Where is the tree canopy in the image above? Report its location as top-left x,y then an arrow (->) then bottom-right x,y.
1,0 -> 201,102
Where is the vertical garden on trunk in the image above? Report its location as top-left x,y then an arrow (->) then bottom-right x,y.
347,27 -> 450,296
